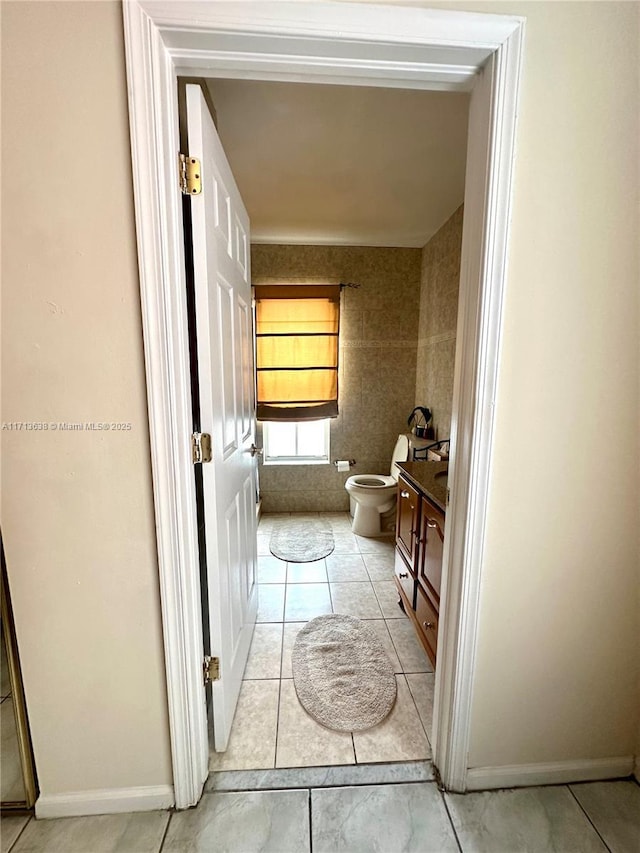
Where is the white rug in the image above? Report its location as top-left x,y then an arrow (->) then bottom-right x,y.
292,614 -> 397,732
269,518 -> 335,562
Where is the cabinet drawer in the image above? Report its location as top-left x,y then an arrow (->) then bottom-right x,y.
415,585 -> 438,662
394,548 -> 415,609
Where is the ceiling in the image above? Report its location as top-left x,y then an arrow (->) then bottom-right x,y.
205,79 -> 469,248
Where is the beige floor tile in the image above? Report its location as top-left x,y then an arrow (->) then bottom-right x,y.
10,812 -> 170,853
257,554 -> 287,583
210,680 -> 279,771
275,680 -> 355,768
331,535 -> 360,554
258,513 -> 290,533
406,672 -> 435,744
163,790 -> 310,853
386,617 -> 433,673
286,559 -> 327,583
1,815 -> 30,853
330,524 -> 356,536
281,622 -> 306,678
325,554 -> 368,582
446,786 -> 607,853
284,583 -> 332,621
325,519 -> 355,534
569,780 -> 640,853
312,783 -> 457,853
362,619 -> 403,673
320,512 -> 353,534
331,530 -> 356,542
257,584 -> 285,622
1,698 -> 26,802
256,535 -> 272,556
353,675 -> 431,763
243,623 -> 283,680
362,552 -> 396,580
330,582 -> 383,619
355,535 -> 395,555
372,580 -> 405,618
257,555 -> 287,583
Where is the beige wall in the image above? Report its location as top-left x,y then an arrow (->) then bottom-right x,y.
436,0 -> 639,769
1,0 -> 638,801
415,206 -> 463,441
252,245 -> 422,512
1,1 -> 173,796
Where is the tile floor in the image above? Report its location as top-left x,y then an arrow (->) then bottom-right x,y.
210,512 -> 435,772
5,514 -> 637,852
2,778 -> 639,852
1,628 -> 27,804
3,514 -> 639,851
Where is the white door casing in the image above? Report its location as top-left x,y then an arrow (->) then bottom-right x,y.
123,1 -> 524,809
186,84 -> 258,751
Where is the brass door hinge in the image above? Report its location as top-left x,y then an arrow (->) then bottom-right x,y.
179,153 -> 202,195
203,656 -> 220,685
192,432 -> 212,464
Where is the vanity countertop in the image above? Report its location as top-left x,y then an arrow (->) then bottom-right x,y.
396,461 -> 448,512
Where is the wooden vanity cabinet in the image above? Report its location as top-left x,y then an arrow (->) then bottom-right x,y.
396,478 -> 420,565
394,472 -> 445,668
416,500 -> 445,605
415,584 -> 439,663
394,549 -> 415,611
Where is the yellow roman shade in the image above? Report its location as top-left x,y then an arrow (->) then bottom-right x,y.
255,285 -> 340,421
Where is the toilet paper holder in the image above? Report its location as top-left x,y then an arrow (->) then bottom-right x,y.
333,459 -> 356,469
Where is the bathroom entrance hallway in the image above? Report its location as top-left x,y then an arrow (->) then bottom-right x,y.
209,512 -> 434,772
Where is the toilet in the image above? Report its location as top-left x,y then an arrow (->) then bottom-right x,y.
345,434 -> 410,537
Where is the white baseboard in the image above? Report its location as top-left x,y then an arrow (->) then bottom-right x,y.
36,785 -> 174,819
466,756 -> 634,791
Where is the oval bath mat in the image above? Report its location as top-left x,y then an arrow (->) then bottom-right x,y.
292,614 -> 397,732
269,517 -> 334,562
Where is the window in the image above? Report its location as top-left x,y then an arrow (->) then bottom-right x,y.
254,285 -> 340,422
263,419 -> 330,465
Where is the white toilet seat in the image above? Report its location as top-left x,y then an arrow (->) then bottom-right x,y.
345,434 -> 410,536
346,474 -> 395,489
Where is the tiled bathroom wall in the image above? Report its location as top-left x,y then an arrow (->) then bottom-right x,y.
252,245 -> 422,512
414,206 -> 463,441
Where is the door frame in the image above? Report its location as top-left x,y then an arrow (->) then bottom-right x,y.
123,0 -> 524,809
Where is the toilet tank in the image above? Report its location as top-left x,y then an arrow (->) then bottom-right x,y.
390,434 -> 410,480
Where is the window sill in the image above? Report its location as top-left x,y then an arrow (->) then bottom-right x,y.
263,459 -> 331,467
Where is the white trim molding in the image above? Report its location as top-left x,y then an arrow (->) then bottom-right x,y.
123,0 -> 210,811
122,0 -> 525,806
466,757 -> 635,791
431,21 -> 525,793
36,786 -> 174,819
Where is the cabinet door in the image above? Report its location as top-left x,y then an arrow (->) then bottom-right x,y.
396,477 -> 420,565
417,499 -> 445,602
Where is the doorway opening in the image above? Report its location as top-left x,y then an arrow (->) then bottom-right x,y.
181,76 -> 469,775
222,510 -> 431,771
123,0 -> 524,807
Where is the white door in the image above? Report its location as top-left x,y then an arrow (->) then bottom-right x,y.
186,84 -> 258,751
